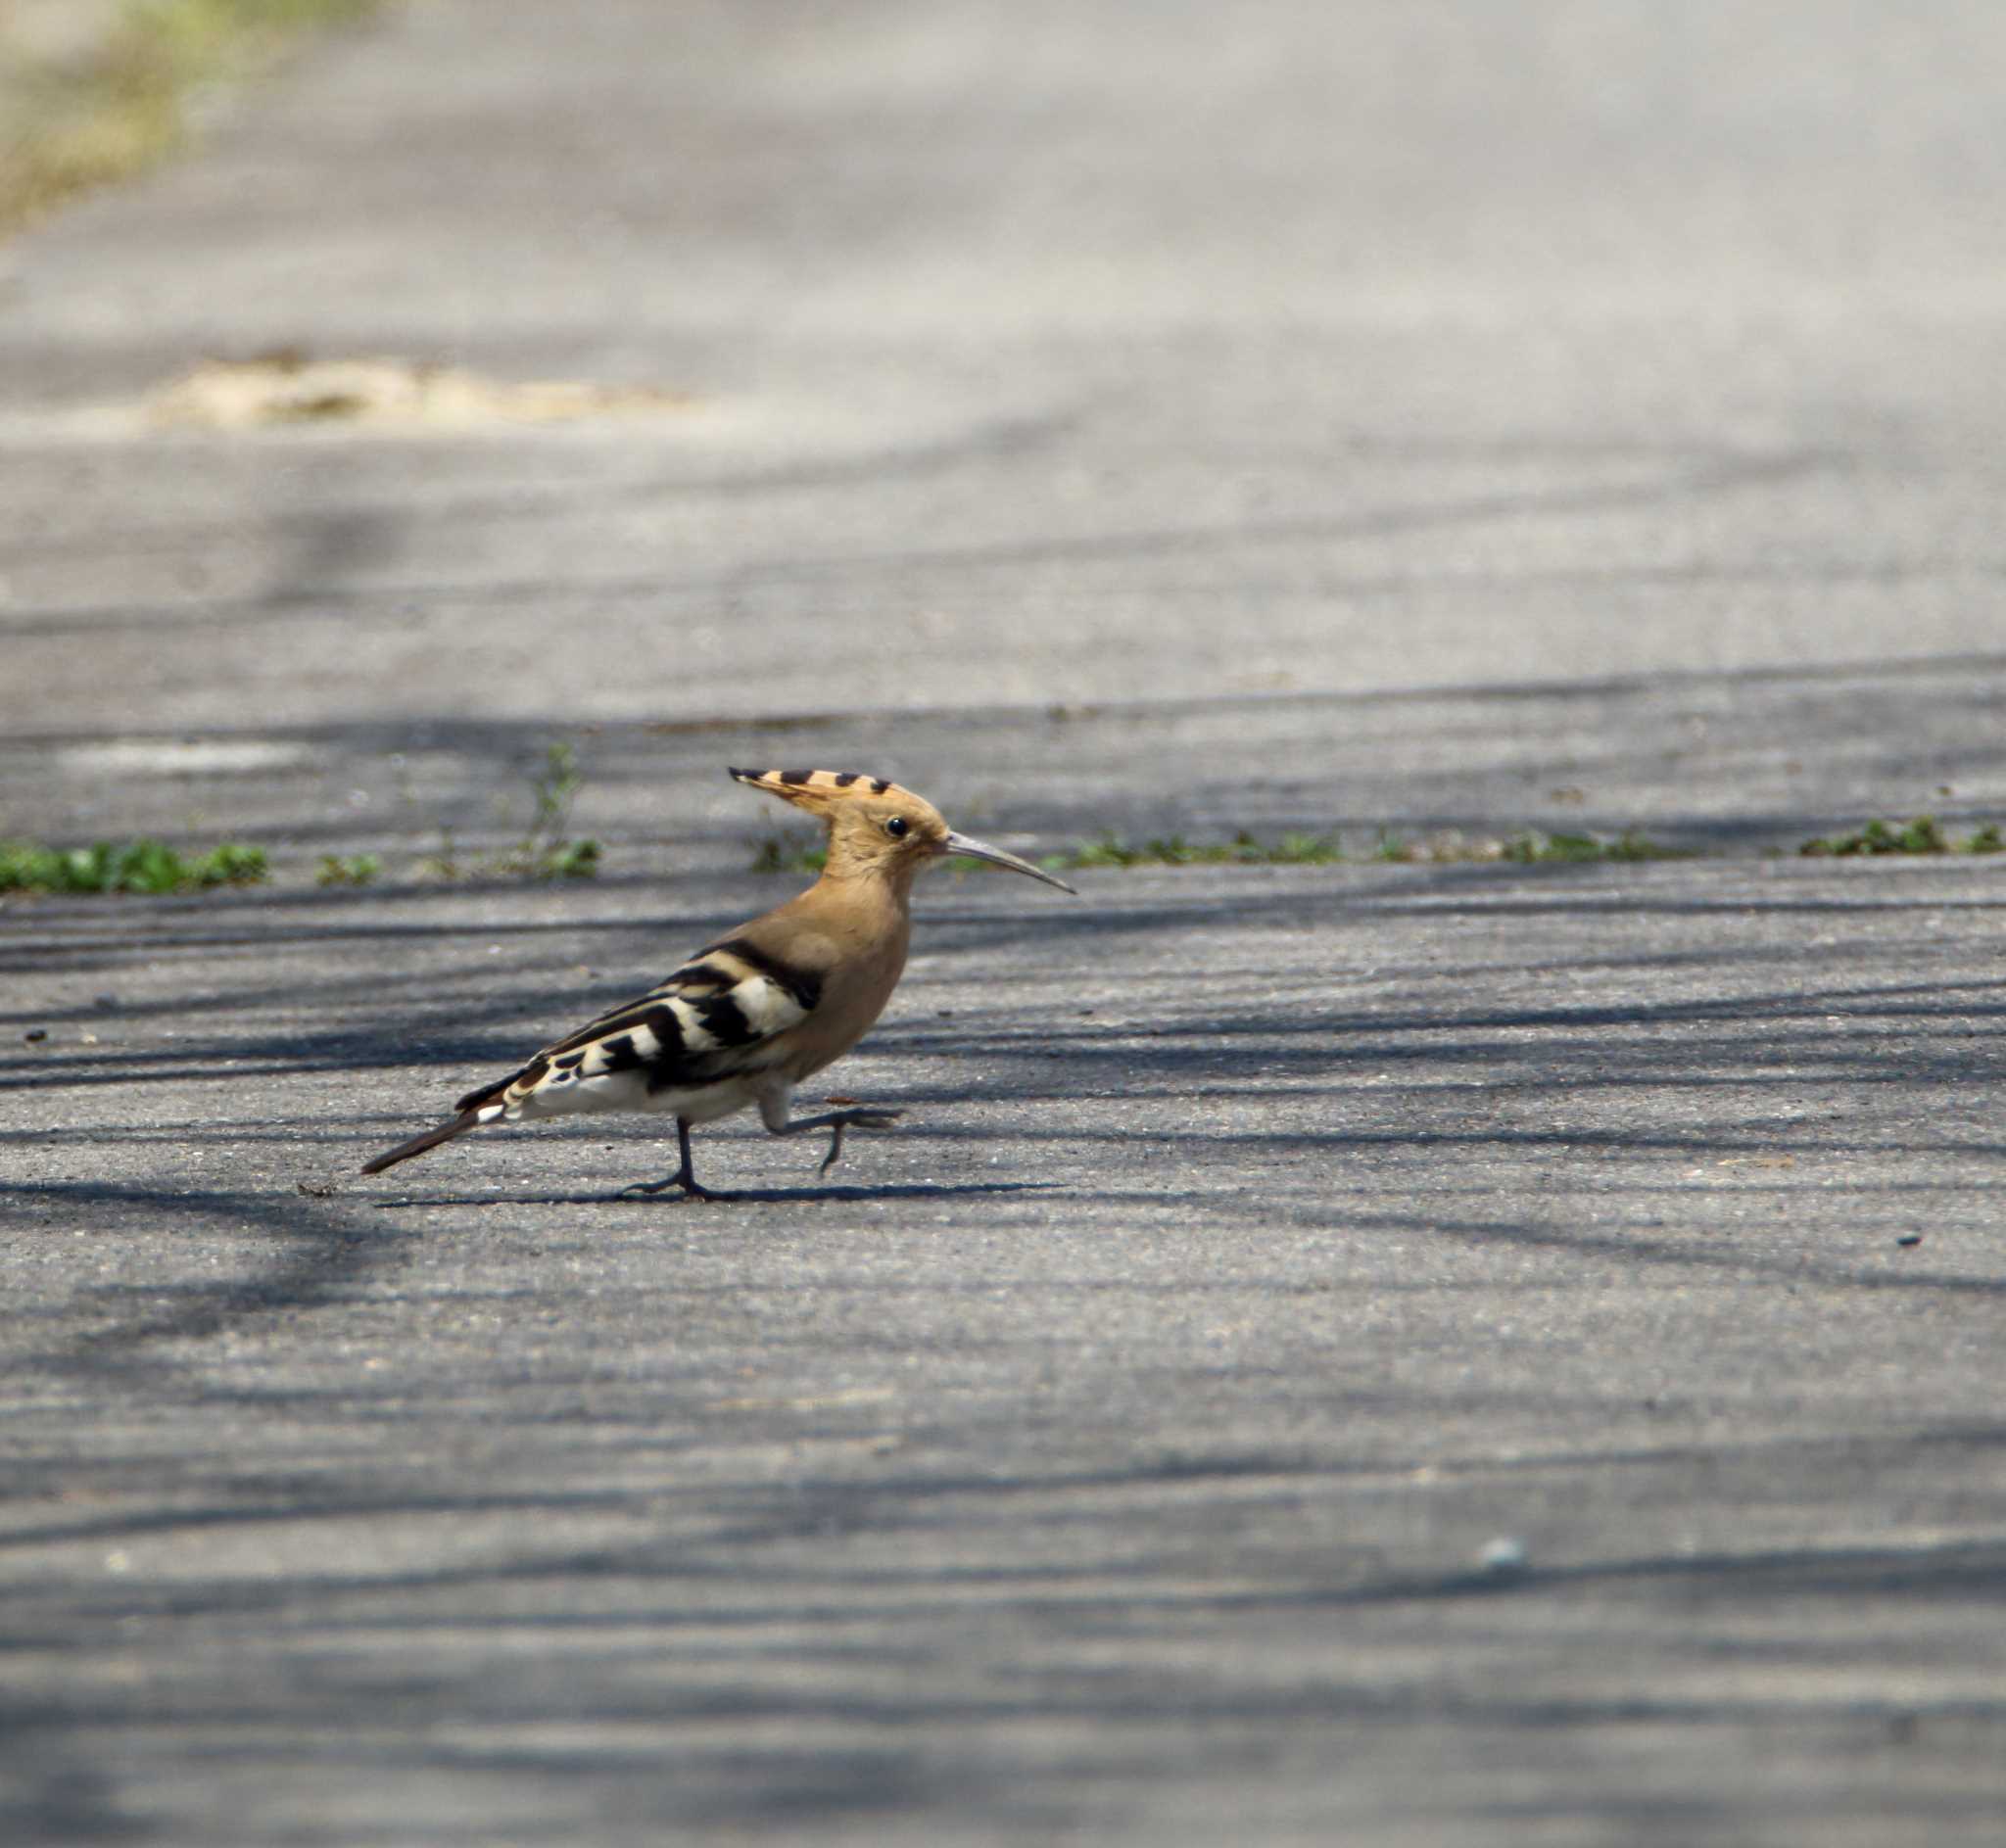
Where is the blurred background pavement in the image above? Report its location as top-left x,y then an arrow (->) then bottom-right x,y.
3,0 -> 2004,736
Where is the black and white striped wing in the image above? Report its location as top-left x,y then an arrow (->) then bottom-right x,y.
463,936 -> 822,1116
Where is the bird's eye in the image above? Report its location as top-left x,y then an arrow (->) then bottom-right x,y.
884,816 -> 910,838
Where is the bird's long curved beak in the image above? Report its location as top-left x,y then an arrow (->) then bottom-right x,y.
943,830 -> 1078,894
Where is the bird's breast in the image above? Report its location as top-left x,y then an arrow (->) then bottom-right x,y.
777,919 -> 910,1081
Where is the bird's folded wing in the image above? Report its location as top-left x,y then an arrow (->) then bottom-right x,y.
456,935 -> 823,1112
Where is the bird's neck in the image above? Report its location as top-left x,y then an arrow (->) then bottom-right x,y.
817,839 -> 919,907
805,856 -> 916,925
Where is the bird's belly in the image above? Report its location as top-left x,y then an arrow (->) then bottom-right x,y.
660,1077 -> 762,1124
507,1067 -> 756,1125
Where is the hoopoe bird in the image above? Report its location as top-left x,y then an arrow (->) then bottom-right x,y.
360,767 -> 1075,1198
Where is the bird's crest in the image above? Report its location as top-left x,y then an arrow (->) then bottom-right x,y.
729,767 -> 916,811
729,764 -> 1075,893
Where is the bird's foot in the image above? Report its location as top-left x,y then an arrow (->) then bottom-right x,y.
818,1108 -> 904,1175
621,1169 -> 721,1202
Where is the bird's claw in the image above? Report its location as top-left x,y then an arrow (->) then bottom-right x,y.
818,1108 -> 903,1175
621,1172 -> 719,1201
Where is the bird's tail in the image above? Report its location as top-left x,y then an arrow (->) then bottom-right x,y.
359,1099 -> 503,1175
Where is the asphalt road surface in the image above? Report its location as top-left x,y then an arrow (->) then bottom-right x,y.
3,3 -> 2005,1842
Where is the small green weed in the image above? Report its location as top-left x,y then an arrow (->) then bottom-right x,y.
1795,816 -> 1999,857
1053,834 -> 1206,870
536,837 -> 601,878
0,838 -> 267,895
420,827 -> 463,881
426,743 -> 602,880
315,853 -> 381,886
1502,829 -> 1684,865
750,833 -> 827,875
1044,830 -> 1345,872
1373,831 -> 1503,864
1042,827 -> 1675,871
492,742 -> 600,879
1800,816 -> 1948,856
1263,831 -> 1347,865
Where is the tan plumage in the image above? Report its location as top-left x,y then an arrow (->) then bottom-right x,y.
360,767 -> 1075,1198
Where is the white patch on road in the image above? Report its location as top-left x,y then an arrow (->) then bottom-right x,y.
57,739 -> 316,777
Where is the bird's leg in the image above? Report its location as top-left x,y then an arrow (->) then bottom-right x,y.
757,1092 -> 903,1175
622,1116 -> 722,1200
808,1108 -> 904,1175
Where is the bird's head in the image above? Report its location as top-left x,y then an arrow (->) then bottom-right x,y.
729,767 -> 1075,894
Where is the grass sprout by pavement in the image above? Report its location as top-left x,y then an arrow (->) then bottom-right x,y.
1053,830 -> 1344,871
1040,828 -> 1683,872
490,741 -> 600,880
1501,829 -> 1688,865
0,836 -> 266,894
1798,816 -> 2006,857
750,831 -> 828,876
315,852 -> 380,886
22,810 -> 2001,896
3,744 -> 601,896
423,743 -> 600,881
0,0 -> 381,237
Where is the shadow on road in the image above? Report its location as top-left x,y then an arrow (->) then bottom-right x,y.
368,1180 -> 1056,1209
